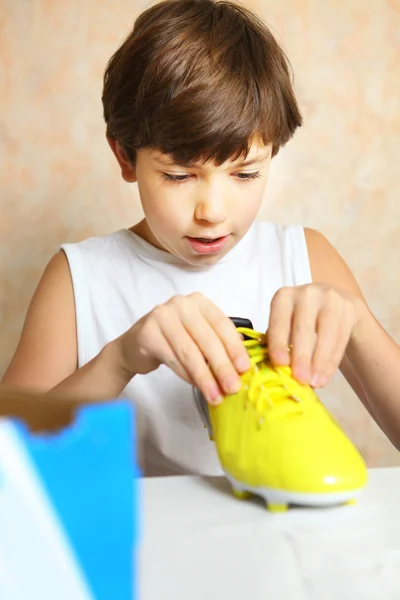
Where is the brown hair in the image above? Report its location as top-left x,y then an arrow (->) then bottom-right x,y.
102,0 -> 302,165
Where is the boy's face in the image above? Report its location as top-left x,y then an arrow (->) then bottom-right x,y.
110,137 -> 272,266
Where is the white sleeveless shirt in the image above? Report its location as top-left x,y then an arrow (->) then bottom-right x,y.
62,221 -> 312,477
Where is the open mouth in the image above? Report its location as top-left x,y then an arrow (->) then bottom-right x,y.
186,234 -> 230,254
194,237 -> 223,243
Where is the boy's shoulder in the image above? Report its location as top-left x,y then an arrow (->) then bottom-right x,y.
61,229 -> 140,261
60,229 -> 140,274
63,228 -> 131,251
252,220 -> 308,247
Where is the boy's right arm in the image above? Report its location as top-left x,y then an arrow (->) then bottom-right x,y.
2,252 -> 251,403
2,251 -> 132,399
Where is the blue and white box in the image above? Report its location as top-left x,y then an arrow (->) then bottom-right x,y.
0,393 -> 139,600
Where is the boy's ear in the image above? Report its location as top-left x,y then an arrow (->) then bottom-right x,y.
107,136 -> 137,183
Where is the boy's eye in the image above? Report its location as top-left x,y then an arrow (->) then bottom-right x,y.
163,173 -> 191,183
162,171 -> 262,184
236,171 -> 261,182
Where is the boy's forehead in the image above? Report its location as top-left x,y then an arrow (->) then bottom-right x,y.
149,141 -> 271,168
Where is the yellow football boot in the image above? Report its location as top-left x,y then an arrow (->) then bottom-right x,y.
195,327 -> 368,511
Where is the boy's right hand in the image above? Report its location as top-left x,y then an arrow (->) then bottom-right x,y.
117,293 -> 252,404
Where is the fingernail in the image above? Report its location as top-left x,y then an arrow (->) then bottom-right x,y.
294,366 -> 311,383
274,350 -> 289,365
208,387 -> 224,404
235,355 -> 251,372
224,375 -> 242,394
311,374 -> 328,388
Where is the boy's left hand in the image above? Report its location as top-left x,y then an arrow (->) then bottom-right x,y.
266,283 -> 365,388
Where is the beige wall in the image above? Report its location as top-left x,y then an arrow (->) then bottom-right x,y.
1,0 -> 399,465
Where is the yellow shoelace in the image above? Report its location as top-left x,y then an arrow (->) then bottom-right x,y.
237,328 -> 312,421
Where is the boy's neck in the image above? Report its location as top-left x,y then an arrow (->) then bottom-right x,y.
130,220 -> 163,251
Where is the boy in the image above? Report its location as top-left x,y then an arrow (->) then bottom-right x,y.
3,0 -> 400,475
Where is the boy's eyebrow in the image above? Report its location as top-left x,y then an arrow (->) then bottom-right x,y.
156,151 -> 271,169
234,152 -> 271,167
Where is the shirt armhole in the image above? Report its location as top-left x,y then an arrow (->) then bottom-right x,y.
287,225 -> 313,286
60,243 -> 92,368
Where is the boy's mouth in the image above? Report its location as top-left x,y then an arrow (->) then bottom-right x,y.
186,235 -> 230,255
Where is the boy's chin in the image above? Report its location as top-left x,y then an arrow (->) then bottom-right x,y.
181,246 -> 232,266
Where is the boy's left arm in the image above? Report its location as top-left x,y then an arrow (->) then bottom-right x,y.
305,228 -> 400,451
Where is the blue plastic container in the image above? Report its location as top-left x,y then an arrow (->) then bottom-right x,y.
0,400 -> 139,599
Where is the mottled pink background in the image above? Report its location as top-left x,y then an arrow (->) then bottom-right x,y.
1,0 -> 399,465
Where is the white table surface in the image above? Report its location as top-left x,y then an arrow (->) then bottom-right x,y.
140,468 -> 400,600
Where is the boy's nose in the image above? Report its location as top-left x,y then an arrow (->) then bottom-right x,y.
194,194 -> 228,224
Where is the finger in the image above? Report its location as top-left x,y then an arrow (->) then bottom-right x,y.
158,345 -> 194,385
311,304 -> 353,387
183,309 -> 246,397
145,326 -> 194,385
289,292 -> 320,384
158,310 -> 224,404
195,294 -> 252,374
267,288 -> 294,366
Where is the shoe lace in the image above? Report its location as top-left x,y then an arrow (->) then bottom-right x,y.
237,328 -> 312,422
